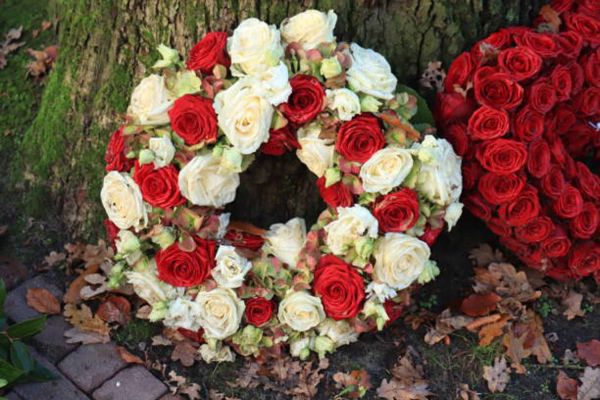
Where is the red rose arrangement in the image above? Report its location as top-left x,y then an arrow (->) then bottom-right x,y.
436,0 -> 599,282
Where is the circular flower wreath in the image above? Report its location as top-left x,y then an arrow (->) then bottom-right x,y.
436,0 -> 599,282
101,9 -> 463,363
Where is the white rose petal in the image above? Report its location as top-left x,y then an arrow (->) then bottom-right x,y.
264,217 -> 306,267
444,202 -> 464,231
127,74 -> 173,125
163,298 -> 203,331
228,18 -> 283,76
278,291 -> 325,332
296,124 -> 334,177
101,171 -> 147,231
347,43 -> 397,100
125,260 -> 178,306
366,281 -> 397,302
199,344 -> 235,363
324,205 -> 378,256
196,288 -> 245,340
253,62 -> 293,106
178,154 -> 240,208
317,319 -> 359,347
148,136 -> 175,168
359,147 -> 414,194
373,233 -> 430,290
280,10 -> 337,49
326,88 -> 361,121
212,245 -> 252,289
214,77 -> 274,154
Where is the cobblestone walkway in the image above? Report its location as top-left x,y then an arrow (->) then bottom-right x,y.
3,273 -> 175,400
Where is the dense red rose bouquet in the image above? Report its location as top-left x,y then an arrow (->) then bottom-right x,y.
436,0 -> 600,282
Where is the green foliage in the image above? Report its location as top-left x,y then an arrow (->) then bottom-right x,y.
398,84 -> 435,129
114,319 -> 159,347
0,279 -> 55,389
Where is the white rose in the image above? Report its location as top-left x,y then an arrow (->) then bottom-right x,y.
127,74 -> 173,125
264,218 -> 306,267
125,260 -> 178,306
199,344 -> 235,363
347,43 -> 397,100
290,337 -> 313,359
228,18 -> 283,76
324,205 -> 378,256
212,245 -> 252,288
196,288 -> 245,340
326,88 -> 361,121
296,124 -> 334,177
149,136 -> 175,168
253,62 -> 292,106
444,202 -> 464,231
411,136 -> 462,206
373,233 -> 430,290
278,290 -> 325,332
101,171 -> 147,230
280,10 -> 337,49
163,298 -> 203,331
317,319 -> 359,347
214,77 -> 274,154
359,147 -> 414,194
366,281 -> 397,302
178,154 -> 240,208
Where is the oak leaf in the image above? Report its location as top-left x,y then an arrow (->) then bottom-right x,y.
377,353 -> 432,400
63,303 -> 111,339
578,367 -> 600,400
26,288 -> 61,314
116,346 -> 144,365
63,264 -> 100,304
96,296 -> 131,325
478,317 -> 509,346
333,369 -> 372,398
482,357 -> 510,393
577,340 -> 600,367
562,291 -> 584,321
460,293 -> 502,317
171,341 -> 197,367
468,244 -> 504,267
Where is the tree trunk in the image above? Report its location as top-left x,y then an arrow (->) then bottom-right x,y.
17,0 -> 545,239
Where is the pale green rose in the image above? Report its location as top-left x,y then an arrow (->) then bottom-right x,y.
320,57 -> 342,78
360,95 -> 382,112
362,298 -> 389,331
138,149 -> 155,165
417,260 -> 440,284
326,88 -> 361,121
153,44 -> 180,69
148,136 -> 175,168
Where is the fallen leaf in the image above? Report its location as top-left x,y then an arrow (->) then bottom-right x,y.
27,45 -> 58,78
333,368 -> 372,398
539,5 -> 561,31
79,273 -> 108,300
562,291 -> 584,320
556,371 -> 577,400
469,244 -> 504,267
63,303 -> 111,339
171,341 -> 197,367
64,327 -> 110,344
43,251 -> 66,269
456,383 -> 481,400
377,352 -> 432,400
26,288 -> 61,314
63,264 -> 100,304
578,367 -> 600,400
0,26 -> 25,70
478,317 -> 509,346
208,389 -> 240,400
180,382 -> 203,400
577,340 -> 600,367
116,346 -> 144,365
96,296 -> 131,325
482,357 -> 510,393
41,20 -> 52,30
502,330 -> 530,373
460,293 -> 502,317
425,309 -> 473,345
151,335 -> 173,346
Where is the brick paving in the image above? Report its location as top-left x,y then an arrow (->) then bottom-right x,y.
3,273 -> 168,400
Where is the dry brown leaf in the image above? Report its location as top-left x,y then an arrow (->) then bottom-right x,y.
556,371 -> 577,400
478,317 -> 509,346
41,20 -> 52,30
456,383 -> 480,400
27,45 -> 58,78
377,352 -> 432,400
171,341 -> 197,367
151,335 -> 173,346
96,296 -> 131,325
63,264 -> 100,304
539,5 -> 562,31
26,288 -> 61,314
562,291 -> 584,320
460,293 -> 502,317
578,367 -> 600,400
469,244 -> 504,267
63,303 -> 111,338
208,389 -> 240,400
482,357 -> 510,393
117,346 -> 144,365
0,26 -> 25,70
577,340 -> 600,367
502,330 -> 530,373
333,369 -> 372,398
64,326 -> 110,344
43,251 -> 66,269
424,309 -> 473,345
179,383 -> 203,400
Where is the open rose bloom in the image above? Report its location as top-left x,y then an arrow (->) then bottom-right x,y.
101,9 -> 463,363
436,0 -> 600,283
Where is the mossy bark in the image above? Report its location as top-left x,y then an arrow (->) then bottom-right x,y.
17,0 -> 544,239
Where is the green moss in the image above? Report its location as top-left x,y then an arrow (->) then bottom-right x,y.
113,319 -> 160,347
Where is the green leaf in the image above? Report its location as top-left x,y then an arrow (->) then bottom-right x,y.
397,84 -> 435,127
0,279 -> 6,317
0,358 -> 23,385
6,315 -> 46,339
0,378 -> 7,388
10,341 -> 34,373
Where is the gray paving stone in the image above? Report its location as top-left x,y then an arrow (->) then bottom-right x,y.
58,343 -> 127,392
4,391 -> 24,400
33,315 -> 79,362
13,347 -> 89,400
92,366 -> 167,400
159,395 -> 184,400
5,275 -> 63,322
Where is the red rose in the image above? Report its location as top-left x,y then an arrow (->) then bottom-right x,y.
514,31 -> 560,57
549,107 -> 576,134
564,123 -> 596,159
467,106 -> 510,140
471,29 -> 512,62
475,139 -> 527,175
435,92 -> 476,123
261,126 -> 300,156
444,52 -> 474,91
514,216 -> 555,243
177,328 -> 205,343
104,219 -> 120,250
383,300 -> 404,325
556,31 -> 583,60
584,49 -> 600,88
565,13 -> 600,45
372,188 -> 420,233
462,161 -> 484,190
569,241 -> 600,277
546,266 -> 576,281
579,0 -> 600,17
478,172 -> 525,205
550,65 -> 573,101
567,62 -> 585,95
550,0 -> 575,14
542,227 -> 571,258
498,185 -> 540,226
168,94 -> 217,146
497,46 -> 542,81
245,297 -> 274,327
224,229 -> 265,252
156,239 -> 216,287
186,32 -> 230,74
419,225 -> 443,246
133,162 -> 185,209
513,106 -> 544,142
474,71 -> 524,110
316,177 -> 353,209
487,218 -> 512,236
105,127 -> 133,172
464,193 -> 493,222
540,165 -> 567,198
573,87 -> 600,117
552,185 -> 584,218
335,113 -> 385,163
500,236 -> 541,267
279,74 -> 325,125
546,132 -> 570,165
443,123 -> 469,157
575,162 -> 600,202
570,202 -> 599,239
526,139 -> 551,178
313,255 -> 365,320
528,79 -> 557,114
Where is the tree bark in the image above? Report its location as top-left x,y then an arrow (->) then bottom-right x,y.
17,0 -> 545,239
